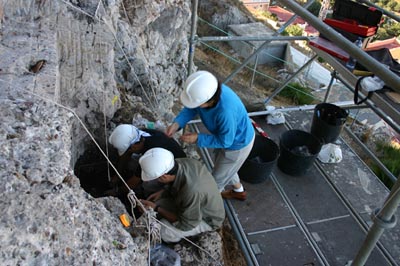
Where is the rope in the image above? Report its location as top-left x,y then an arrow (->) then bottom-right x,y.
2,3 -> 225,264
2,78 -> 220,263
154,218 -> 223,266
146,209 -> 161,247
120,0 -> 132,25
96,41 -> 111,183
94,0 -> 102,18
59,0 -> 158,110
1,78 -> 178,263
0,67 -> 224,266
127,191 -> 138,224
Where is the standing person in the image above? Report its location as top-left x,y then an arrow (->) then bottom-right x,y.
165,70 -> 255,201
138,148 -> 225,243
108,124 -> 186,197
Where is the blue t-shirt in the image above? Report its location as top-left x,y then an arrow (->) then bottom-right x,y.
174,84 -> 254,150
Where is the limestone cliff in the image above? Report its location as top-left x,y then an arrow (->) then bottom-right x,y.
0,0 -> 255,264
0,0 -> 190,264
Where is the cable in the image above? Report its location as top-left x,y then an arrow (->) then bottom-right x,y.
58,0 -> 158,109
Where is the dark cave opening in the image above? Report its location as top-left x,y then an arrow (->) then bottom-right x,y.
73,141 -> 145,218
74,142 -> 119,198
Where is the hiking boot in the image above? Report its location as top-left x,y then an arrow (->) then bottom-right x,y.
221,189 -> 247,201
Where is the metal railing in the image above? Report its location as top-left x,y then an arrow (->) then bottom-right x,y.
187,0 -> 400,265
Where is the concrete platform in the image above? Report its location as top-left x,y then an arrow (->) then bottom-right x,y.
227,22 -> 288,66
194,109 -> 400,266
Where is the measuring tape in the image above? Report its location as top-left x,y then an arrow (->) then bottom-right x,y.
250,118 -> 269,138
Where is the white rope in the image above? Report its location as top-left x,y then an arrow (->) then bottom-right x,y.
147,209 -> 161,246
2,1 -> 223,263
0,78 -> 131,193
59,0 -> 158,110
127,191 -> 138,224
154,218 -> 223,265
98,0 -> 159,108
94,0 -> 102,18
1,76 -> 224,265
120,0 -> 132,25
96,40 -> 111,183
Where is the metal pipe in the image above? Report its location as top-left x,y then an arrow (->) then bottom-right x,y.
271,174 -> 330,265
224,201 -> 258,266
187,0 -> 198,75
323,71 -> 336,103
189,123 -> 258,265
278,0 -> 400,93
198,35 -> 311,42
250,48 -> 259,89
223,0 -> 315,84
313,155 -> 398,265
187,100 -> 358,124
343,126 -> 397,183
335,75 -> 400,134
352,177 -> 400,266
264,54 -> 318,104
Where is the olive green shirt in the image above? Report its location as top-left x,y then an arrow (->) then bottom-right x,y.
161,158 -> 225,231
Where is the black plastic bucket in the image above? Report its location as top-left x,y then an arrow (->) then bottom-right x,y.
310,103 -> 348,144
238,135 -> 279,184
277,129 -> 322,176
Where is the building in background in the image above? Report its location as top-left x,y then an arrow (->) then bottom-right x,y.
268,5 -> 318,36
241,0 -> 270,12
366,37 -> 400,61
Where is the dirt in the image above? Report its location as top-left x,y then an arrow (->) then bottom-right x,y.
194,43 -> 293,110
221,220 -> 247,266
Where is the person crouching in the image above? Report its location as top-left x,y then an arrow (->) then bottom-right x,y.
138,147 -> 225,243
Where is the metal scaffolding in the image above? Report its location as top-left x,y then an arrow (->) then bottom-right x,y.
187,0 -> 400,265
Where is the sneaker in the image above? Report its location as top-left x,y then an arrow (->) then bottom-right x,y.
221,189 -> 247,201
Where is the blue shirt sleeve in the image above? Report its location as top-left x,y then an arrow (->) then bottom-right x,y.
174,107 -> 198,128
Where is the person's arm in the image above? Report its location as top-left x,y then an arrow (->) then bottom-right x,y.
146,189 -> 165,202
139,199 -> 178,223
173,108 -> 197,129
155,205 -> 178,223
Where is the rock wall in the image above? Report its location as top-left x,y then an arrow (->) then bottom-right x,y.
0,0 -> 192,264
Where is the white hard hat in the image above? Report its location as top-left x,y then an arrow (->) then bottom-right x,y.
108,124 -> 139,156
139,148 -> 175,181
180,70 -> 218,108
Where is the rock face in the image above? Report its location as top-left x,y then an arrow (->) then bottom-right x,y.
0,0 -> 199,264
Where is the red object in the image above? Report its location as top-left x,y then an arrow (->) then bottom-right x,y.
324,18 -> 377,37
251,119 -> 269,138
309,37 -> 350,61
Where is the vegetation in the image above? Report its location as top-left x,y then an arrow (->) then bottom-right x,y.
282,24 -> 304,36
371,0 -> 400,12
307,1 -> 322,17
277,82 -> 315,105
375,20 -> 400,40
256,10 -> 278,21
370,141 -> 400,189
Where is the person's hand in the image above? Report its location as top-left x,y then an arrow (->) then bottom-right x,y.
147,189 -> 164,202
180,132 -> 198,144
165,122 -> 179,137
139,199 -> 156,213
